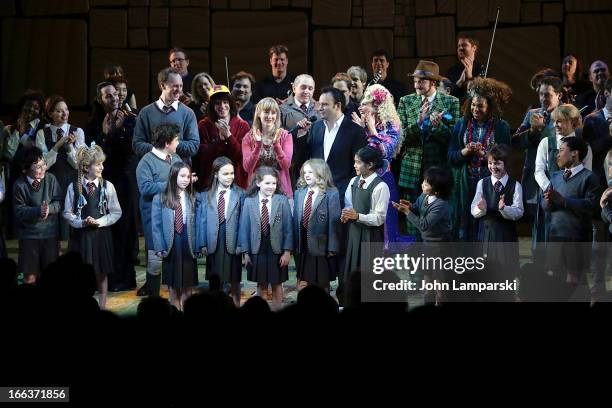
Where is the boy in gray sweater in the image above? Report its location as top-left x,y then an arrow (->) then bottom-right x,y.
13,147 -> 62,283
543,137 -> 601,285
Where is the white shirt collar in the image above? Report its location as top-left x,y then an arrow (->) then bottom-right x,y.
82,177 -> 100,188
360,172 -> 378,188
294,98 -> 310,110
420,90 -> 437,104
556,131 -> 576,140
565,164 -> 584,178
155,98 -> 180,112
490,173 -> 509,187
26,176 -> 39,186
217,185 -> 230,196
259,192 -> 272,203
152,148 -> 170,161
324,114 -> 344,131
426,194 -> 437,204
50,123 -> 69,134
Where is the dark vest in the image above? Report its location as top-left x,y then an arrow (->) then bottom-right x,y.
480,176 -> 517,242
350,176 -> 384,239
73,179 -> 106,221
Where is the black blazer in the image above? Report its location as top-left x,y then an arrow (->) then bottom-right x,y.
307,115 -> 366,203
583,109 -> 612,187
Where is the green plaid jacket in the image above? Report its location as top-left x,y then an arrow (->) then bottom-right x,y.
397,92 -> 460,190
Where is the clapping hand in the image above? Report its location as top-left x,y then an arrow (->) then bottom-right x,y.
391,199 -> 412,215
216,119 -> 231,140
341,208 -> 358,223
351,111 -> 365,128
477,193 -> 487,211
40,200 -> 49,220
498,194 -> 505,211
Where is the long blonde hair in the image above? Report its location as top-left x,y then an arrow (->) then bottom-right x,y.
361,84 -> 401,129
551,103 -> 582,131
297,159 -> 335,192
76,143 -> 106,198
252,97 -> 281,136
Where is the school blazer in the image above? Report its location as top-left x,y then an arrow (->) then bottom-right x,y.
293,187 -> 341,256
152,194 -> 197,258
195,186 -> 245,255
237,193 -> 293,255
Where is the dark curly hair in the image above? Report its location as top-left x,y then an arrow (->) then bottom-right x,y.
462,77 -> 512,121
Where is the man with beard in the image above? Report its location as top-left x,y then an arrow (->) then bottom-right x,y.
231,71 -> 256,126
444,36 -> 486,102
397,60 -> 460,236
576,60 -> 610,117
132,67 -> 199,163
256,45 -> 295,104
85,82 -> 139,291
370,50 -> 407,106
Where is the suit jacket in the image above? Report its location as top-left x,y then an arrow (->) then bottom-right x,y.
237,193 -> 293,255
195,186 -> 245,254
293,187 -> 341,256
307,115 -> 366,203
280,97 -> 322,187
397,92 -> 461,190
582,109 -> 612,187
151,194 -> 196,258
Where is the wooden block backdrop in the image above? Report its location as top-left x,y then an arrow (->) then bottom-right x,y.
0,0 -> 610,130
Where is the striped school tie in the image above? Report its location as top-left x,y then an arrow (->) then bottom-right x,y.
218,190 -> 225,224
175,201 -> 183,233
302,190 -> 314,229
87,182 -> 96,197
494,181 -> 502,193
261,198 -> 270,236
31,179 -> 41,192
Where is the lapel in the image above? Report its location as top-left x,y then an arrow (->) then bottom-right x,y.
250,196 -> 261,233
311,189 -> 325,217
269,194 -> 279,225
295,188 -> 305,223
431,92 -> 444,114
226,186 -> 239,219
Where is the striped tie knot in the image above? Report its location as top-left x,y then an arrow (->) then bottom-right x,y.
563,168 -> 572,182
494,181 -> 502,193
359,179 -> 366,189
56,128 -> 64,138
87,181 -> 96,197
162,105 -> 174,114
31,179 -> 41,192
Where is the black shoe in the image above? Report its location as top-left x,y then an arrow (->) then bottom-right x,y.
136,284 -> 149,297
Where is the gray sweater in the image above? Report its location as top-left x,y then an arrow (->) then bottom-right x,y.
136,151 -> 183,248
542,167 -> 600,240
133,102 -> 199,161
406,194 -> 451,242
13,173 -> 62,239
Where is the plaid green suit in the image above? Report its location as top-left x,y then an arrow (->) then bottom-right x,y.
397,92 -> 460,191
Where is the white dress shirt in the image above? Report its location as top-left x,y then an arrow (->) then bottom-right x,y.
420,90 -> 437,106
155,98 -> 180,112
564,163 -> 585,180
152,147 -> 172,161
177,190 -> 187,224
534,132 -> 592,191
35,123 -> 85,170
470,174 -> 524,221
258,192 -> 273,225
216,186 -> 231,220
323,114 -> 344,161
4,118 -> 40,159
63,178 -> 122,228
344,172 -> 390,227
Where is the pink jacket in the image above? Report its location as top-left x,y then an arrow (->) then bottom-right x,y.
242,128 -> 294,198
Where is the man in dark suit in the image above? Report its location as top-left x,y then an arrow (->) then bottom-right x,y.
307,87 -> 366,205
576,60 -> 609,118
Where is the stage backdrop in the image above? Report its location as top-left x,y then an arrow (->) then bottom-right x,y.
1,0 -> 612,130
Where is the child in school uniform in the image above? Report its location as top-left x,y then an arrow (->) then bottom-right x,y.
63,144 -> 122,309
152,161 -> 198,311
35,96 -> 86,241
470,144 -> 523,299
340,146 -> 390,298
542,137 -> 600,289
196,156 -> 245,307
393,166 -> 453,304
135,123 -> 183,297
13,146 -> 62,284
237,166 -> 293,311
294,159 -> 341,291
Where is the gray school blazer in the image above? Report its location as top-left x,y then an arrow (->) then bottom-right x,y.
293,187 -> 341,256
237,193 -> 293,255
151,194 -> 196,258
195,186 -> 245,254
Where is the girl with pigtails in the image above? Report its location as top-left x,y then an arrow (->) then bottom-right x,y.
63,143 -> 122,309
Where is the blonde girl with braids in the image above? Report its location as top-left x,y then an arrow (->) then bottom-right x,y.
63,143 -> 122,309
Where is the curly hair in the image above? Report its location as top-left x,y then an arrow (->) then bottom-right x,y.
463,77 -> 512,121
361,84 -> 401,128
76,144 -> 106,199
